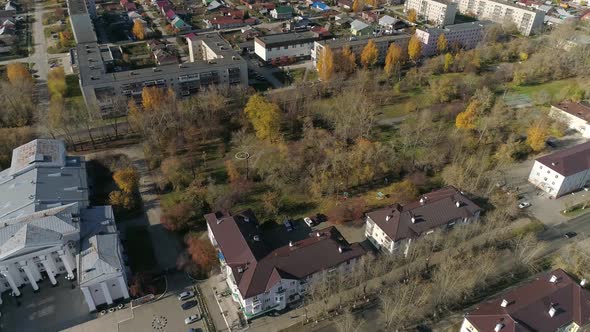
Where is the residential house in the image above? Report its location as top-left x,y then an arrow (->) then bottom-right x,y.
461,269 -> 590,332
528,141 -> 590,198
254,31 -> 323,63
207,0 -> 223,10
171,16 -> 191,30
165,9 -> 176,21
379,14 -> 398,32
311,1 -> 329,11
550,101 -> 590,137
271,6 -> 293,19
364,186 -> 481,255
312,34 -> 411,65
338,0 -> 352,10
154,49 -> 177,65
415,21 -> 492,56
361,11 -> 379,23
350,19 -> 372,35
206,16 -> 257,29
205,210 -> 366,319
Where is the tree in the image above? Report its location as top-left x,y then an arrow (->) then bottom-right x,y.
185,235 -> 218,275
161,202 -> 194,231
360,39 -> 379,68
317,46 -> 335,81
113,167 -> 139,193
389,179 -> 418,204
109,190 -> 135,210
6,62 -> 32,85
339,45 -> 356,75
407,8 -> 417,23
437,33 -> 448,54
243,94 -> 281,142
225,159 -> 241,182
47,67 -> 66,99
262,191 -> 282,216
142,86 -> 170,111
408,34 -> 422,63
58,31 -> 72,48
132,19 -> 146,40
352,0 -> 364,12
384,43 -> 403,77
455,101 -> 478,130
443,53 -> 454,73
526,119 -> 549,152
161,156 -> 191,190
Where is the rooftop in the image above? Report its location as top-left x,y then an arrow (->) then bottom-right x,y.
465,269 -> 590,332
536,141 -> 590,177
317,34 -> 411,49
552,101 -> 590,122
419,20 -> 494,34
366,186 -> 481,242
255,31 -> 320,47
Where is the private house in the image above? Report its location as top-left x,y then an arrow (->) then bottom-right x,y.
379,14 -> 398,32
0,139 -> 129,311
205,210 -> 365,319
364,186 -> 481,255
337,0 -> 352,10
311,1 -> 329,11
270,6 -> 293,19
550,101 -> 590,138
528,141 -> 590,198
350,19 -> 372,35
461,269 -> 590,332
206,16 -> 257,29
361,11 -> 379,23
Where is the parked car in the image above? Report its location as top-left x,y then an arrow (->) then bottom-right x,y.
564,232 -> 577,239
181,300 -> 198,310
178,291 -> 195,301
283,219 -> 293,232
304,217 -> 314,227
518,202 -> 531,209
546,138 -> 558,148
184,314 -> 201,325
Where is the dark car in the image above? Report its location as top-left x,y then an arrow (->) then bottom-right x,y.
564,232 -> 577,239
181,300 -> 198,310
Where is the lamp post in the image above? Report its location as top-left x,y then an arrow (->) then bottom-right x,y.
235,151 -> 250,180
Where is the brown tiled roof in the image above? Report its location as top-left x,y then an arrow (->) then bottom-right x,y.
205,212 -> 365,299
465,269 -> 590,332
366,186 -> 481,242
536,141 -> 590,177
553,101 -> 590,122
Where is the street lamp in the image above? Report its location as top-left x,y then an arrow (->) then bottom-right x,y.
235,151 -> 250,180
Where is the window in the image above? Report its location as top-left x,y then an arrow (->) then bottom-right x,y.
59,267 -> 65,271
95,289 -> 99,292
547,170 -> 550,174
4,283 -> 8,288
544,177 -> 548,181
540,165 -> 543,169
55,258 -> 61,263
552,182 -> 555,185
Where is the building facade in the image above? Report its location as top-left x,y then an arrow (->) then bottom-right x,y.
415,21 -> 492,56
311,34 -> 411,65
404,0 -> 458,26
205,211 -> 365,319
364,187 -> 481,256
254,31 -> 322,63
528,141 -> 590,198
0,139 -> 128,311
550,101 -> 590,138
451,0 -> 544,36
461,269 -> 590,332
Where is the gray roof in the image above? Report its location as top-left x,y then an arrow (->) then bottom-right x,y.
419,20 -> 493,34
70,14 -> 97,44
350,19 -> 369,31
255,31 -> 319,48
316,33 -> 411,49
379,15 -> 397,26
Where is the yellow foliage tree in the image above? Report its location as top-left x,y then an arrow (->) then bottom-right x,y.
408,34 -> 422,63
225,160 -> 241,183
47,67 -> 66,98
519,52 -> 529,61
455,101 -> 479,130
316,46 -> 334,81
526,120 -> 549,152
339,45 -> 356,75
360,39 -> 378,68
443,53 -> 454,73
384,43 -> 403,77
132,19 -> 146,40
141,86 -> 171,111
365,0 -> 377,6
407,8 -> 417,23
437,33 -> 448,54
113,167 -> 139,194
244,94 -> 281,142
6,62 -> 32,85
352,0 -> 364,12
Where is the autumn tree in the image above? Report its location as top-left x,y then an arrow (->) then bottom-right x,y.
384,43 -> 403,77
360,39 -> 379,68
437,33 -> 448,54
243,94 -> 281,142
443,53 -> 453,72
6,62 -> 32,85
389,179 -> 418,204
262,191 -> 282,216
161,156 -> 191,190
339,45 -> 356,75
225,159 -> 241,182
317,46 -> 335,81
113,167 -> 140,193
352,0 -> 364,12
47,67 -> 66,99
407,8 -> 417,23
142,86 -> 172,111
526,119 -> 550,152
408,34 -> 422,63
132,19 -> 146,40
185,235 -> 218,275
455,101 -> 479,130
109,190 -> 135,210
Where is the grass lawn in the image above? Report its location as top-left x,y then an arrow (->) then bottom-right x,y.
288,67 -> 317,84
121,42 -> 150,57
510,77 -> 586,100
561,201 -> 590,217
65,74 -> 82,97
124,225 -> 158,273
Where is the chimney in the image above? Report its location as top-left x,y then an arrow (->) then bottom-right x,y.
411,217 -> 416,223
316,231 -> 321,237
581,279 -> 588,287
237,267 -> 244,273
289,241 -> 294,247
501,299 -> 509,307
494,323 -> 503,332
419,198 -> 425,205
455,201 -> 461,208
550,275 -> 558,283
549,304 -> 556,317
386,215 -> 390,221
338,246 -> 343,253
216,218 -> 222,225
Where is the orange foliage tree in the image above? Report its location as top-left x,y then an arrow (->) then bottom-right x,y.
6,62 -> 32,85
360,39 -> 379,68
186,235 -> 218,274
132,19 -> 146,40
316,46 -> 334,81
407,8 -> 417,23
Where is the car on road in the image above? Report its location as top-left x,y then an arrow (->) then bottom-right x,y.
181,300 -> 198,310
184,314 -> 201,325
304,217 -> 314,227
188,328 -> 202,332
584,186 -> 589,192
518,202 -> 531,209
178,291 -> 195,301
283,219 -> 293,232
564,232 -> 577,239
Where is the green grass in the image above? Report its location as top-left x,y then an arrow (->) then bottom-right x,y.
510,78 -> 583,100
561,202 -> 590,217
65,74 -> 81,98
121,42 -> 150,57
511,219 -> 545,237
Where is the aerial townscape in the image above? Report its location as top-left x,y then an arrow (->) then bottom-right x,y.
1,0 -> 590,329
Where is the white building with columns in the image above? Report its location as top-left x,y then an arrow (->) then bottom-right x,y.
0,139 -> 128,310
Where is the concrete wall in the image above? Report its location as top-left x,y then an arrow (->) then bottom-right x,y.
550,106 -> 590,138
528,160 -> 590,197
254,39 -> 314,62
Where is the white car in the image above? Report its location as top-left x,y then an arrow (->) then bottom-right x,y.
184,314 -> 201,325
178,291 -> 195,301
518,202 -> 531,209
304,217 -> 314,227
